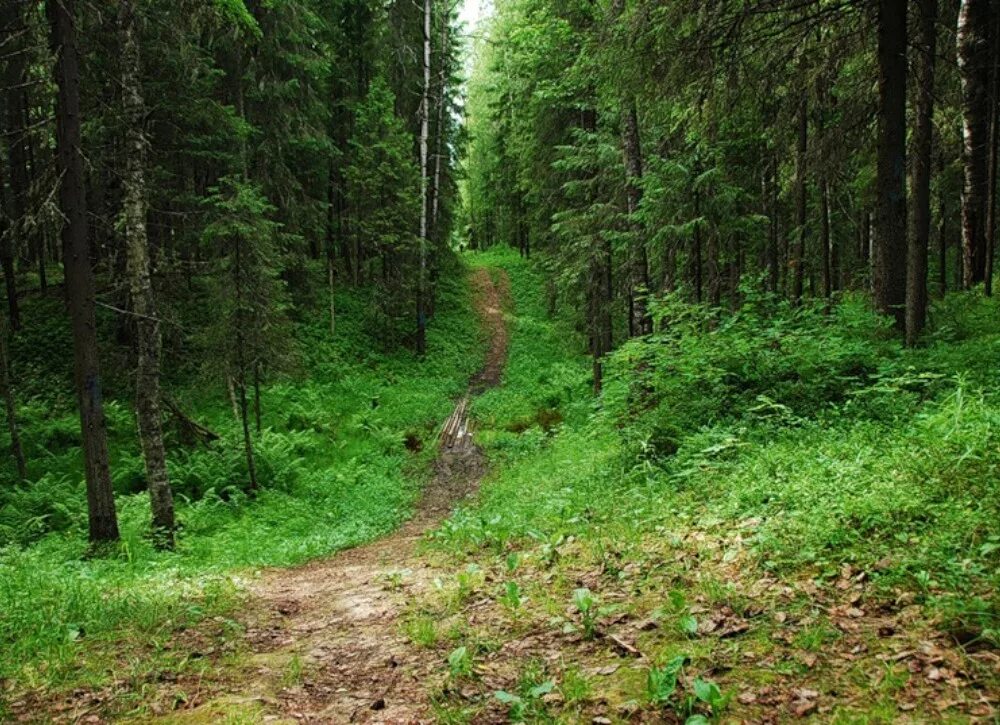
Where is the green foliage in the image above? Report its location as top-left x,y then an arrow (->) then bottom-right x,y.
646,655 -> 685,707
447,645 -> 473,679
434,250 -> 1000,672
571,587 -> 599,639
0,264 -> 484,692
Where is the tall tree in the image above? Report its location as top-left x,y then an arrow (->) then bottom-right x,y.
957,0 -> 991,287
120,0 -> 175,547
791,90 -> 808,305
874,0 -> 908,328
907,0 -> 938,345
986,2 -> 1000,295
0,311 -> 25,482
48,0 -> 119,542
416,0 -> 432,356
623,103 -> 651,335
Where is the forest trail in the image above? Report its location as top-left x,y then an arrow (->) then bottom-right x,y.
171,267 -> 509,724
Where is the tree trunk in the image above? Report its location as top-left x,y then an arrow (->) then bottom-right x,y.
791,91 -> 807,305
233,243 -> 258,492
766,154 -> 780,293
907,0 -> 937,345
0,314 -> 26,482
820,176 -> 832,303
622,102 -> 651,334
1,0 -> 27,331
692,186 -> 703,303
958,0 -> 991,287
985,3 -> 1000,295
430,3 -> 449,241
874,0 -> 908,328
416,0 -> 431,357
48,0 -> 120,542
121,0 -> 174,546
939,212 -> 949,297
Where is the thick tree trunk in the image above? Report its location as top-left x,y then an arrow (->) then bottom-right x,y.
416,0 -> 431,357
121,0 -> 174,546
907,0 -> 937,345
957,0 -> 991,287
48,0 -> 120,542
622,102 -> 651,335
874,0 -> 908,328
791,92 -> 807,305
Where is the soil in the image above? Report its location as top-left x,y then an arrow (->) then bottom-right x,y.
171,267 -> 511,724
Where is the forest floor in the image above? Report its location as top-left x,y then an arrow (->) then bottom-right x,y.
130,267 -> 512,723
8,253 -> 999,724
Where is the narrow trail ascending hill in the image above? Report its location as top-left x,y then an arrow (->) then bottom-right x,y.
180,267 -> 509,724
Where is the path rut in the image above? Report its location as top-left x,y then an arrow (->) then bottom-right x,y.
185,267 -> 509,724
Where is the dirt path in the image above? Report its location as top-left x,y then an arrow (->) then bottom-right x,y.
178,268 -> 509,724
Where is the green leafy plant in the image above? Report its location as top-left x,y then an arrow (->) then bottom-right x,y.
447,646 -> 473,679
572,587 -> 599,639
692,677 -> 730,718
499,581 -> 523,613
647,655 -> 686,707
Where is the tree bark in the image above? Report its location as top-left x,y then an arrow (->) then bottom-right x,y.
1,0 -> 27,331
48,0 -> 120,542
622,102 -> 651,334
985,2 -> 1000,295
121,0 -> 174,547
416,0 -> 431,357
791,91 -> 808,305
765,154 -> 780,293
957,0 -> 991,287
0,313 -> 26,482
907,0 -> 937,345
874,0 -> 908,328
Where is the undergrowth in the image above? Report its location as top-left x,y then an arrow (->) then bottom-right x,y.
429,248 -> 1000,719
0,258 -> 484,701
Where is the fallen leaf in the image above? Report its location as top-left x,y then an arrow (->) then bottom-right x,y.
792,700 -> 817,717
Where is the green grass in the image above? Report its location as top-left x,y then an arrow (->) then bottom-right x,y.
426,249 -> 1000,719
0,258 -> 486,703
437,271 -> 1000,608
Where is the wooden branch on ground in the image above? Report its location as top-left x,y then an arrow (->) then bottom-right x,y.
162,396 -> 220,446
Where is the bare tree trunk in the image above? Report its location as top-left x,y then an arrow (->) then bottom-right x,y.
820,176 -> 832,303
622,102 -> 651,334
121,0 -> 174,546
0,314 -> 26,481
1,0 -> 26,331
430,2 -> 449,240
986,3 -> 1000,295
766,154 -> 780,293
874,0 -> 908,328
791,91 -> 807,305
958,0 -> 991,287
416,0 -> 431,357
48,0 -> 119,542
328,252 -> 336,336
907,0 -> 938,344
692,186 -> 703,303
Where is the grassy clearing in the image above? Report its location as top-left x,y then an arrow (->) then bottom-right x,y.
0,260 -> 485,708
418,247 -> 1000,722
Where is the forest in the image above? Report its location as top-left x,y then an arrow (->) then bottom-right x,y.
0,0 -> 998,722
